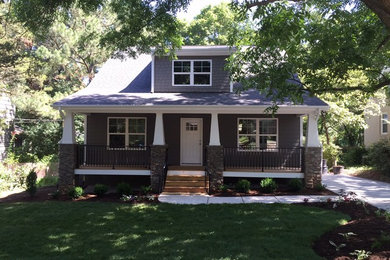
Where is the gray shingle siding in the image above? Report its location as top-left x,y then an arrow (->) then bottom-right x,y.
154,56 -> 230,93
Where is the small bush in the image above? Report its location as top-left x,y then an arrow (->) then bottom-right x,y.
68,186 -> 83,199
25,169 -> 37,197
117,182 -> 132,196
140,185 -> 152,195
314,183 -> 327,191
236,179 -> 251,193
340,146 -> 367,167
260,178 -> 278,193
94,184 -> 108,197
50,190 -> 60,200
288,179 -> 303,192
219,184 -> 228,193
365,139 -> 390,174
323,142 -> 342,168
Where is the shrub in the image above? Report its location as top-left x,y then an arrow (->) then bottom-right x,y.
25,169 -> 37,197
260,178 -> 278,193
117,182 -> 132,196
323,142 -> 342,168
340,146 -> 367,167
314,183 -> 327,191
236,179 -> 251,193
365,139 -> 390,174
219,184 -> 228,193
288,179 -> 303,192
140,185 -> 152,195
94,184 -> 108,197
50,190 -> 60,200
68,186 -> 83,199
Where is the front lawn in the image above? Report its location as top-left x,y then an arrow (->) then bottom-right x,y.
0,202 -> 347,259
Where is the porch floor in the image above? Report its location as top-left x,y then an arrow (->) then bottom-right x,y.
224,168 -> 302,173
77,166 -> 149,170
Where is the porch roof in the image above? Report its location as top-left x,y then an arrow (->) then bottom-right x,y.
53,53 -> 328,109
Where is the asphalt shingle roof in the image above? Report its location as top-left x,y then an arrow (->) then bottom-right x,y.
53,53 -> 328,108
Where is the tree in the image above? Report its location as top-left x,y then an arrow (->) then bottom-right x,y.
181,3 -> 243,46
1,2 -> 112,161
228,0 -> 390,104
11,0 -> 191,57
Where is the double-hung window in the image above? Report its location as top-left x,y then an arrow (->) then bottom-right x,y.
173,60 -> 211,86
382,113 -> 389,135
108,117 -> 146,148
238,118 -> 278,149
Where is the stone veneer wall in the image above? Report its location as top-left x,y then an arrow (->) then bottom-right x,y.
58,144 -> 77,193
304,147 -> 322,188
150,145 -> 168,193
206,145 -> 224,193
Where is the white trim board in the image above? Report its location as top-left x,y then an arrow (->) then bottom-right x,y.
57,105 -> 329,114
223,171 -> 304,178
75,169 -> 150,176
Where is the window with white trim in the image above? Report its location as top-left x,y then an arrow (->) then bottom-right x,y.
238,118 -> 278,149
172,60 -> 211,86
382,113 -> 389,135
108,117 -> 146,148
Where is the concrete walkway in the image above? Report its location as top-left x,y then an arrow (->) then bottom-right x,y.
159,194 -> 337,205
323,173 -> 390,211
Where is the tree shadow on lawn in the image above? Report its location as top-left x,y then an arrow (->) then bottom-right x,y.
0,202 -> 347,259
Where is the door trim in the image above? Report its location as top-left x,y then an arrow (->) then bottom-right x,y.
180,118 -> 203,166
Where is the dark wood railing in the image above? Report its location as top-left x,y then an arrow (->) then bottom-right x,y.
77,145 -> 151,169
223,147 -> 304,172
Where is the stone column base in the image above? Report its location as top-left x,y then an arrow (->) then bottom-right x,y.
150,145 -> 168,193
206,145 -> 224,193
304,147 -> 322,188
58,144 -> 77,194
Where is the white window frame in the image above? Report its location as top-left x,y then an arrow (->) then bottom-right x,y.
237,118 -> 279,150
107,117 -> 147,149
172,60 -> 212,86
381,113 -> 389,135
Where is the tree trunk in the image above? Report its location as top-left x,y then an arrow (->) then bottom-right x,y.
361,0 -> 390,32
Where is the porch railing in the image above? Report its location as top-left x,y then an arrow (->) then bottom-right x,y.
77,145 -> 151,169
223,147 -> 304,172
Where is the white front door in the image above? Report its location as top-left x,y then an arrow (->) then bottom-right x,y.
180,118 -> 203,165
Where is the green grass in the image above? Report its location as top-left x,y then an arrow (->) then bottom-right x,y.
0,202 -> 348,259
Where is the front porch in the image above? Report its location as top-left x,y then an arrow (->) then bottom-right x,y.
57,107 -> 323,194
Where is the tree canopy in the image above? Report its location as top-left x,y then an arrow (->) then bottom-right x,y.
8,0 -> 390,102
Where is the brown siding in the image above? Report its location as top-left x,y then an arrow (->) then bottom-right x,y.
87,113 -> 156,146
164,114 -> 211,165
154,56 -> 230,93
219,114 -> 301,148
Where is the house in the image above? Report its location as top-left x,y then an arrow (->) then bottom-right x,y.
0,93 -> 15,160
53,46 -> 328,194
364,102 -> 390,147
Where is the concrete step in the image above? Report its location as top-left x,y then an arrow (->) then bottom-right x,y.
167,170 -> 205,176
166,175 -> 205,182
165,180 -> 207,187
163,186 -> 207,194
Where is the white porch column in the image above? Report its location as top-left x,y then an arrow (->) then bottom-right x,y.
153,112 -> 165,145
60,110 -> 75,144
299,115 -> 304,147
306,110 -> 321,147
209,112 -> 221,145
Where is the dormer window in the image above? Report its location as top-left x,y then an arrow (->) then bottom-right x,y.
172,60 -> 212,86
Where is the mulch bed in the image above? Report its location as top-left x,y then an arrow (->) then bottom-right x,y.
306,200 -> 390,260
0,186 -> 159,204
213,187 -> 336,197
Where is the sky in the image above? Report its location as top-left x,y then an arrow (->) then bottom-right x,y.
177,0 -> 229,21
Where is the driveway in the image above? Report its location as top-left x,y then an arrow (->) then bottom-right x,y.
322,173 -> 390,211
